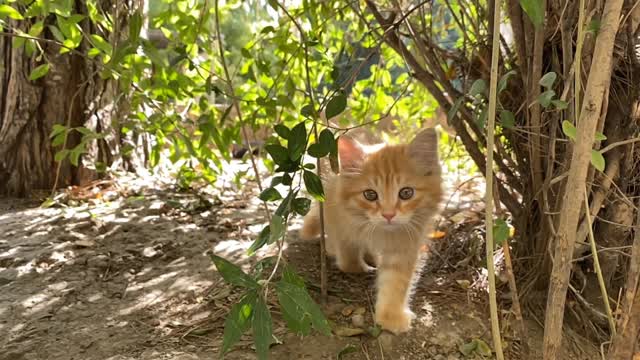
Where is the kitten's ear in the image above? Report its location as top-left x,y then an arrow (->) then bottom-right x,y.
338,135 -> 365,172
409,128 -> 440,175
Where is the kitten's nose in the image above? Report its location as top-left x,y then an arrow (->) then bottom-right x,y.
382,212 -> 396,222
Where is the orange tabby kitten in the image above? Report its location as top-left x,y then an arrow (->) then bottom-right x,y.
300,129 -> 443,334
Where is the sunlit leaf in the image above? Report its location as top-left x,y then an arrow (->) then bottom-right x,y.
29,64 -> 49,81
222,291 -> 257,355
0,5 -> 24,20
562,120 -> 577,140
591,150 -> 605,172
595,132 -> 607,141
493,219 -> 510,247
519,0 -> 544,28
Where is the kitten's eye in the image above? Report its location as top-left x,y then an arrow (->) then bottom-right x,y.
363,189 -> 378,201
399,187 -> 414,200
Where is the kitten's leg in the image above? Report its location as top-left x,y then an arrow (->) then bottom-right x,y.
374,252 -> 420,334
335,241 -> 371,273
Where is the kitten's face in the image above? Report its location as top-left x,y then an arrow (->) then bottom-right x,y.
337,129 -> 442,230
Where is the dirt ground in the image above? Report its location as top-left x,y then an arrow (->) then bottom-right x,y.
0,160 -> 599,360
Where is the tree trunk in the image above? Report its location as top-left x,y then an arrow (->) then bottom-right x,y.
0,1 -> 130,197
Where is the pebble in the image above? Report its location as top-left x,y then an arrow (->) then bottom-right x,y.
351,314 -> 365,328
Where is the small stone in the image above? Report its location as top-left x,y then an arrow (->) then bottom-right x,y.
341,305 -> 355,317
351,314 -> 365,328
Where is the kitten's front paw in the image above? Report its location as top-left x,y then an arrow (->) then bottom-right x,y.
375,308 -> 415,334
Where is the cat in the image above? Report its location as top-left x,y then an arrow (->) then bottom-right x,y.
299,128 -> 443,334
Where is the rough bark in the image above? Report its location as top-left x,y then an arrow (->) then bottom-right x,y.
542,0 -> 626,358
0,1 -> 130,196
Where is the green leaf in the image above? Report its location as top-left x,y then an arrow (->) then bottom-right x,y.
276,280 -> 330,336
50,124 -> 67,138
500,110 -> 515,129
252,297 -> 273,360
222,291 -> 257,355
129,11 -> 142,42
301,104 -> 315,118
274,124 -> 290,139
90,34 -> 113,55
54,149 -> 70,162
69,143 -> 85,166
28,21 -> 44,37
248,226 -> 270,255
292,197 -> 311,216
0,5 -> 24,20
241,47 -> 253,59
307,143 -> 328,158
539,72 -> 557,89
269,214 -> 285,244
591,150 -> 605,172
493,219 -> 510,247
552,99 -> 568,110
282,264 -> 306,287
325,93 -> 347,120
288,122 -> 307,161
259,187 -> 282,202
475,339 -> 493,357
469,79 -> 486,97
275,190 -> 295,217
29,64 -> 49,81
587,19 -> 601,34
265,144 -> 289,166
319,128 -> 336,154
537,90 -> 556,108
48,25 -> 65,42
303,170 -> 324,201
519,0 -> 544,28
498,70 -> 517,93
595,132 -> 607,141
447,97 -> 464,123
562,120 -> 577,140
210,254 -> 259,289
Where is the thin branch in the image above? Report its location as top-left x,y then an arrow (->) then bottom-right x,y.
484,0 -> 505,358
584,187 -> 617,336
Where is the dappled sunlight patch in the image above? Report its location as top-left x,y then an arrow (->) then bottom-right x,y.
126,270 -> 181,293
87,293 -> 103,303
418,300 -> 436,328
119,289 -> 166,316
22,293 -> 61,317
